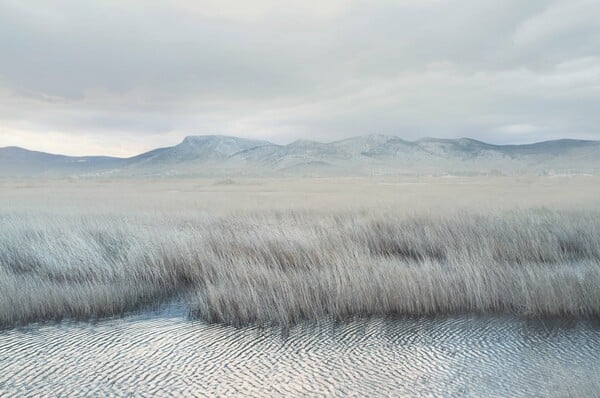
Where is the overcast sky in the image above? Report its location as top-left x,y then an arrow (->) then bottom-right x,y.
1,0 -> 599,156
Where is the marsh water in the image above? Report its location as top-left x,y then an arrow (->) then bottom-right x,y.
1,305 -> 598,397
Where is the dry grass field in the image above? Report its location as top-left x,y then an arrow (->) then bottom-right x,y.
1,176 -> 599,328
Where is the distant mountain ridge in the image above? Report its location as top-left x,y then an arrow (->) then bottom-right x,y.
2,134 -> 600,177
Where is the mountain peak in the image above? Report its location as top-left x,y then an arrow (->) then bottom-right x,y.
182,134 -> 234,143
142,134 -> 272,163
180,135 -> 271,146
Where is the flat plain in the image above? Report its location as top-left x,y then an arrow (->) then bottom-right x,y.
2,176 -> 600,327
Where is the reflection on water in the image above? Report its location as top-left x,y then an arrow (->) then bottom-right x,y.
1,307 -> 598,397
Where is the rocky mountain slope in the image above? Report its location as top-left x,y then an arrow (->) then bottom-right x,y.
2,135 -> 599,177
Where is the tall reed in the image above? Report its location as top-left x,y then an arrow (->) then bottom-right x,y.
1,210 -> 598,328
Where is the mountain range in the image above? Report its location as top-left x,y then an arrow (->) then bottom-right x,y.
2,135 -> 600,178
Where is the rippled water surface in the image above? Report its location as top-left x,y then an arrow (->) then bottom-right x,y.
1,307 -> 599,397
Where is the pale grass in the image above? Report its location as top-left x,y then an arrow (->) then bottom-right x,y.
1,209 -> 599,328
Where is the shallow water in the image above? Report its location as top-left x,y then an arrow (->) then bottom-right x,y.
1,307 -> 599,397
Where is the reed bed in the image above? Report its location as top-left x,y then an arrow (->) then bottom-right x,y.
1,210 -> 599,328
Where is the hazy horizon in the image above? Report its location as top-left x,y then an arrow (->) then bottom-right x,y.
5,133 -> 600,158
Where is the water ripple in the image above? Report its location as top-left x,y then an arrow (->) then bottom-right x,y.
1,311 -> 599,397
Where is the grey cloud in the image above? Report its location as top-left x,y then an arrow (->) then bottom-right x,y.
0,0 -> 599,155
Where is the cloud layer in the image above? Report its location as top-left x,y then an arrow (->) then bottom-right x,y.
1,0 -> 599,155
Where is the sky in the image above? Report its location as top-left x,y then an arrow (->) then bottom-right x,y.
0,0 -> 599,156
